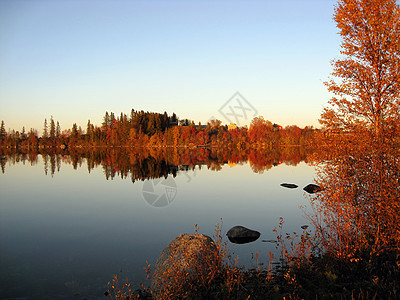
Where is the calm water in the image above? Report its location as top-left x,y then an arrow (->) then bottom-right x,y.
0,152 -> 315,299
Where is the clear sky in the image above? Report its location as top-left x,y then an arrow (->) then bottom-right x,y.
0,0 -> 339,134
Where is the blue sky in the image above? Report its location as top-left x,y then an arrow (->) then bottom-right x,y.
0,0 -> 339,134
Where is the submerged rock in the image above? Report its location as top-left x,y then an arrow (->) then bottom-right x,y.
280,183 -> 298,189
151,234 -> 219,296
262,239 -> 277,243
303,184 -> 322,194
227,225 -> 261,244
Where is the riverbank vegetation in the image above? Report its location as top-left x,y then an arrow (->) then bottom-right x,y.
0,113 -> 315,150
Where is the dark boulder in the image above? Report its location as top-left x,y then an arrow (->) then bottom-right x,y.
303,183 -> 322,194
151,234 -> 220,297
280,183 -> 298,189
227,225 -> 260,244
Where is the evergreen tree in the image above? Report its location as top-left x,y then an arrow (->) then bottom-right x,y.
87,120 -> 94,142
87,120 -> 91,134
162,112 -> 169,129
147,114 -> 156,135
0,120 -> 6,138
21,126 -> 26,140
56,122 -> 61,137
130,109 -> 136,125
71,123 -> 79,142
43,118 -> 48,139
102,112 -> 110,128
50,116 -> 56,139
171,113 -> 178,125
110,112 -> 116,123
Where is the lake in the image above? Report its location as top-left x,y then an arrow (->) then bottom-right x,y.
0,149 -> 316,299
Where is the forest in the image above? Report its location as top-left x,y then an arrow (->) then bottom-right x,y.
2,0 -> 400,298
0,111 -> 315,150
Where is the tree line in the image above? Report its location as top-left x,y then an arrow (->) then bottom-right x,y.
0,110 -> 315,149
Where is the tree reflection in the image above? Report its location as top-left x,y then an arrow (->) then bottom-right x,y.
0,146 -> 309,181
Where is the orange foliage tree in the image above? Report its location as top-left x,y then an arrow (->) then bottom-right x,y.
311,0 -> 400,259
322,0 -> 400,137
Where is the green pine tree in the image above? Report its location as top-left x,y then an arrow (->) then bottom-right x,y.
56,122 -> 61,137
50,116 -> 56,139
43,119 -> 48,139
0,120 -> 6,138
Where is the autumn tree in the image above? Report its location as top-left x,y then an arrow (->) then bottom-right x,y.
310,0 -> 400,260
248,116 -> 276,145
322,0 -> 400,137
28,128 -> 39,147
206,119 -> 221,135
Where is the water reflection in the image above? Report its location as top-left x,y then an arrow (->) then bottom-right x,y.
0,146 -> 310,180
0,147 -> 315,299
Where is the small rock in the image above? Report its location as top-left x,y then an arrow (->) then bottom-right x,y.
227,225 -> 260,244
303,184 -> 322,194
280,183 -> 298,189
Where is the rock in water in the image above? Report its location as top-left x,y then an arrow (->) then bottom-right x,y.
303,184 -> 322,194
227,225 -> 261,244
151,234 -> 219,297
280,183 -> 298,189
